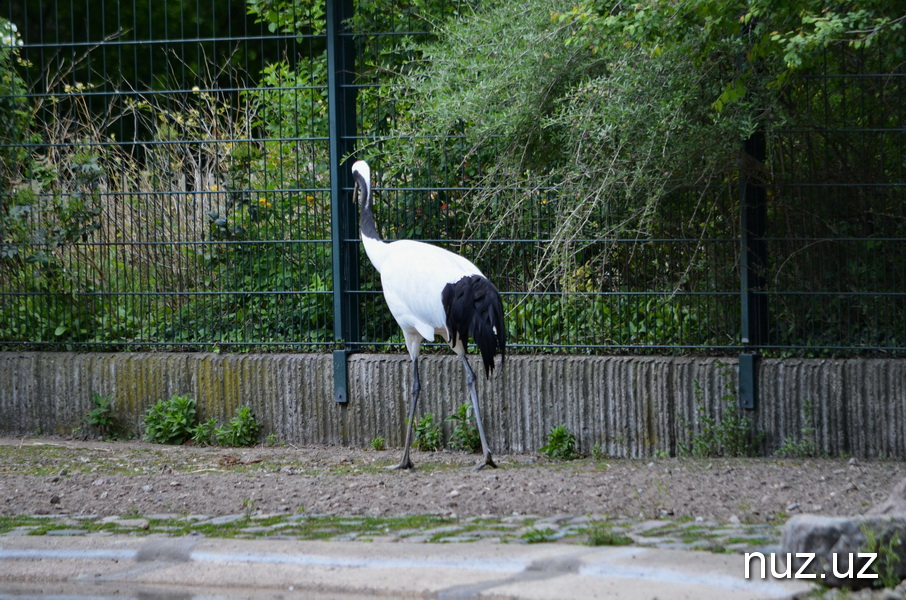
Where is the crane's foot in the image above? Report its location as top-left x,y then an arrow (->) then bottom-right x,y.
386,459 -> 415,471
471,454 -> 497,471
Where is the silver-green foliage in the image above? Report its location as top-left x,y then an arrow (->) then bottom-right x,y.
380,0 -> 753,290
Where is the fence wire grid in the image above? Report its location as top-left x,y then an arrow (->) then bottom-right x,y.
0,0 -> 904,357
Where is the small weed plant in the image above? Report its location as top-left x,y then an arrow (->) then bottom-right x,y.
192,417 -> 220,446
540,424 -> 579,460
590,443 -> 606,460
680,376 -> 764,458
370,437 -> 386,451
446,404 -> 480,453
216,406 -> 260,447
143,395 -> 197,445
776,399 -> 820,458
413,413 -> 443,451
84,392 -> 119,439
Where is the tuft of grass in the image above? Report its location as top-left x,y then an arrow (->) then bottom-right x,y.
586,521 -> 633,547
861,524 -> 903,589
522,527 -> 557,544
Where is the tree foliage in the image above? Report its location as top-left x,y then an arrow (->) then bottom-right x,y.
372,0 -> 906,296
373,0 -> 754,295
2,0 -> 904,353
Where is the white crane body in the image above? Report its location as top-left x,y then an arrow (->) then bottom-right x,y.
365,238 -> 483,351
351,160 -> 505,470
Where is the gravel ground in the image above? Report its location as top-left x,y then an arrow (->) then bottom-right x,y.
4,437 -> 906,599
1,437 -> 901,522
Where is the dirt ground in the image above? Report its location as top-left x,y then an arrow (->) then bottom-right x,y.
2,437 -> 903,521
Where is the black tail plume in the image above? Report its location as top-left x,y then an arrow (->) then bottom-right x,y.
442,274 -> 506,378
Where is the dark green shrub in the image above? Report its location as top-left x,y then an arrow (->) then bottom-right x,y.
193,417 -> 219,446
215,406 -> 260,447
413,413 -> 443,452
540,424 -> 578,460
143,395 -> 197,445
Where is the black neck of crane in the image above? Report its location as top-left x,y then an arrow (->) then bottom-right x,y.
353,170 -> 381,242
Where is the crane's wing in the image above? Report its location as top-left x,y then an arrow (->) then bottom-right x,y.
379,241 -> 482,342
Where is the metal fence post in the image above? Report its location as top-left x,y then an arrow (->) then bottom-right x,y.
327,0 -> 359,403
739,131 -> 768,410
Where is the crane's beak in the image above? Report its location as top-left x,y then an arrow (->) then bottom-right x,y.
352,181 -> 359,204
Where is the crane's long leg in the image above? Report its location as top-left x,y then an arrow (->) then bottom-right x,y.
460,354 -> 497,470
388,354 -> 420,470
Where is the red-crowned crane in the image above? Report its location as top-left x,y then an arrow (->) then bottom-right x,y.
351,160 -> 506,470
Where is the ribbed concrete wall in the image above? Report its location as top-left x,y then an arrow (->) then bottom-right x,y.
1,353 -> 904,458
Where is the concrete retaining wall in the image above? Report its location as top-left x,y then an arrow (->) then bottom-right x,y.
1,352 -> 904,458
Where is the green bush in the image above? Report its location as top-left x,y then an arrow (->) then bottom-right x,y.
143,395 -> 197,445
540,424 -> 579,460
378,0 -> 753,300
215,406 -> 260,447
193,417 -> 220,446
191,408 -> 261,447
